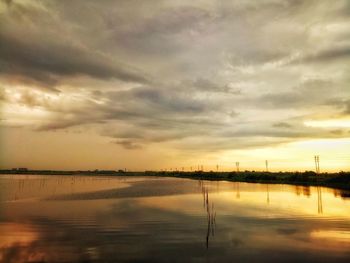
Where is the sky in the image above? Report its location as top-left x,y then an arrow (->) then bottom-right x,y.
0,0 -> 349,171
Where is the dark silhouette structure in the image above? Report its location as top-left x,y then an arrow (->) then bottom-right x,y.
314,155 -> 320,174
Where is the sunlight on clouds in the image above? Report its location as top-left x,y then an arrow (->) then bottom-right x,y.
0,0 -> 349,170
2,102 -> 50,126
304,119 -> 350,128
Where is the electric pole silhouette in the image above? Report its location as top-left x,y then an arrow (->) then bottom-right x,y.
314,155 -> 320,174
235,162 -> 240,172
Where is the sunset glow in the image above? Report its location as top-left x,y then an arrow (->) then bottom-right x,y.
304,119 -> 350,128
0,0 -> 349,172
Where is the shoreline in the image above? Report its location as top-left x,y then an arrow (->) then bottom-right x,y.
1,170 -> 350,191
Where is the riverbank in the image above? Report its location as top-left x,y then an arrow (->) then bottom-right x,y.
153,170 -> 350,191
2,169 -> 350,191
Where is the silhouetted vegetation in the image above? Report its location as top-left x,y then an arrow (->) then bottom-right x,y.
2,169 -> 350,190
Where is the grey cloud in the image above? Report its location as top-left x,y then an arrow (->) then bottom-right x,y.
191,78 -> 241,94
2,0 -> 350,152
0,31 -> 148,87
221,128 -> 341,139
342,100 -> 350,115
0,86 -> 5,101
273,122 -> 293,128
128,7 -> 211,37
346,103 -> 350,114
37,119 -> 87,131
324,99 -> 350,116
0,1 -> 149,88
294,46 -> 350,64
106,86 -> 224,116
28,83 -> 228,139
253,77 -> 342,110
108,6 -> 214,55
258,92 -> 303,108
172,136 -> 293,152
114,140 -> 142,150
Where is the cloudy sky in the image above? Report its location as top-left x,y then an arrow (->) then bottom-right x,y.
1,0 -> 349,171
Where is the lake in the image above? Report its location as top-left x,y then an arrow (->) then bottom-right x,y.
1,174 -> 350,262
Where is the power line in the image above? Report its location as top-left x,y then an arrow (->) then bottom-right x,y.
314,155 -> 320,174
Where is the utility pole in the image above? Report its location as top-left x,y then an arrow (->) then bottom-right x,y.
314,155 -> 320,174
265,160 -> 269,172
235,162 -> 240,172
216,164 -> 219,172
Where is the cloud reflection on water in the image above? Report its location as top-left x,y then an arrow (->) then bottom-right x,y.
1,175 -> 350,262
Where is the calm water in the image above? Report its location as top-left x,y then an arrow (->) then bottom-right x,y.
1,175 -> 350,262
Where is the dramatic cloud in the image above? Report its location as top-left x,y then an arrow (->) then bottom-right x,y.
0,0 -> 148,88
0,0 -> 349,169
0,31 -> 149,86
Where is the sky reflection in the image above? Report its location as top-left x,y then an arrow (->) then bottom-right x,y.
1,175 -> 350,262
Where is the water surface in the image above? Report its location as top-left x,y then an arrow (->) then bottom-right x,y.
1,174 -> 350,262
